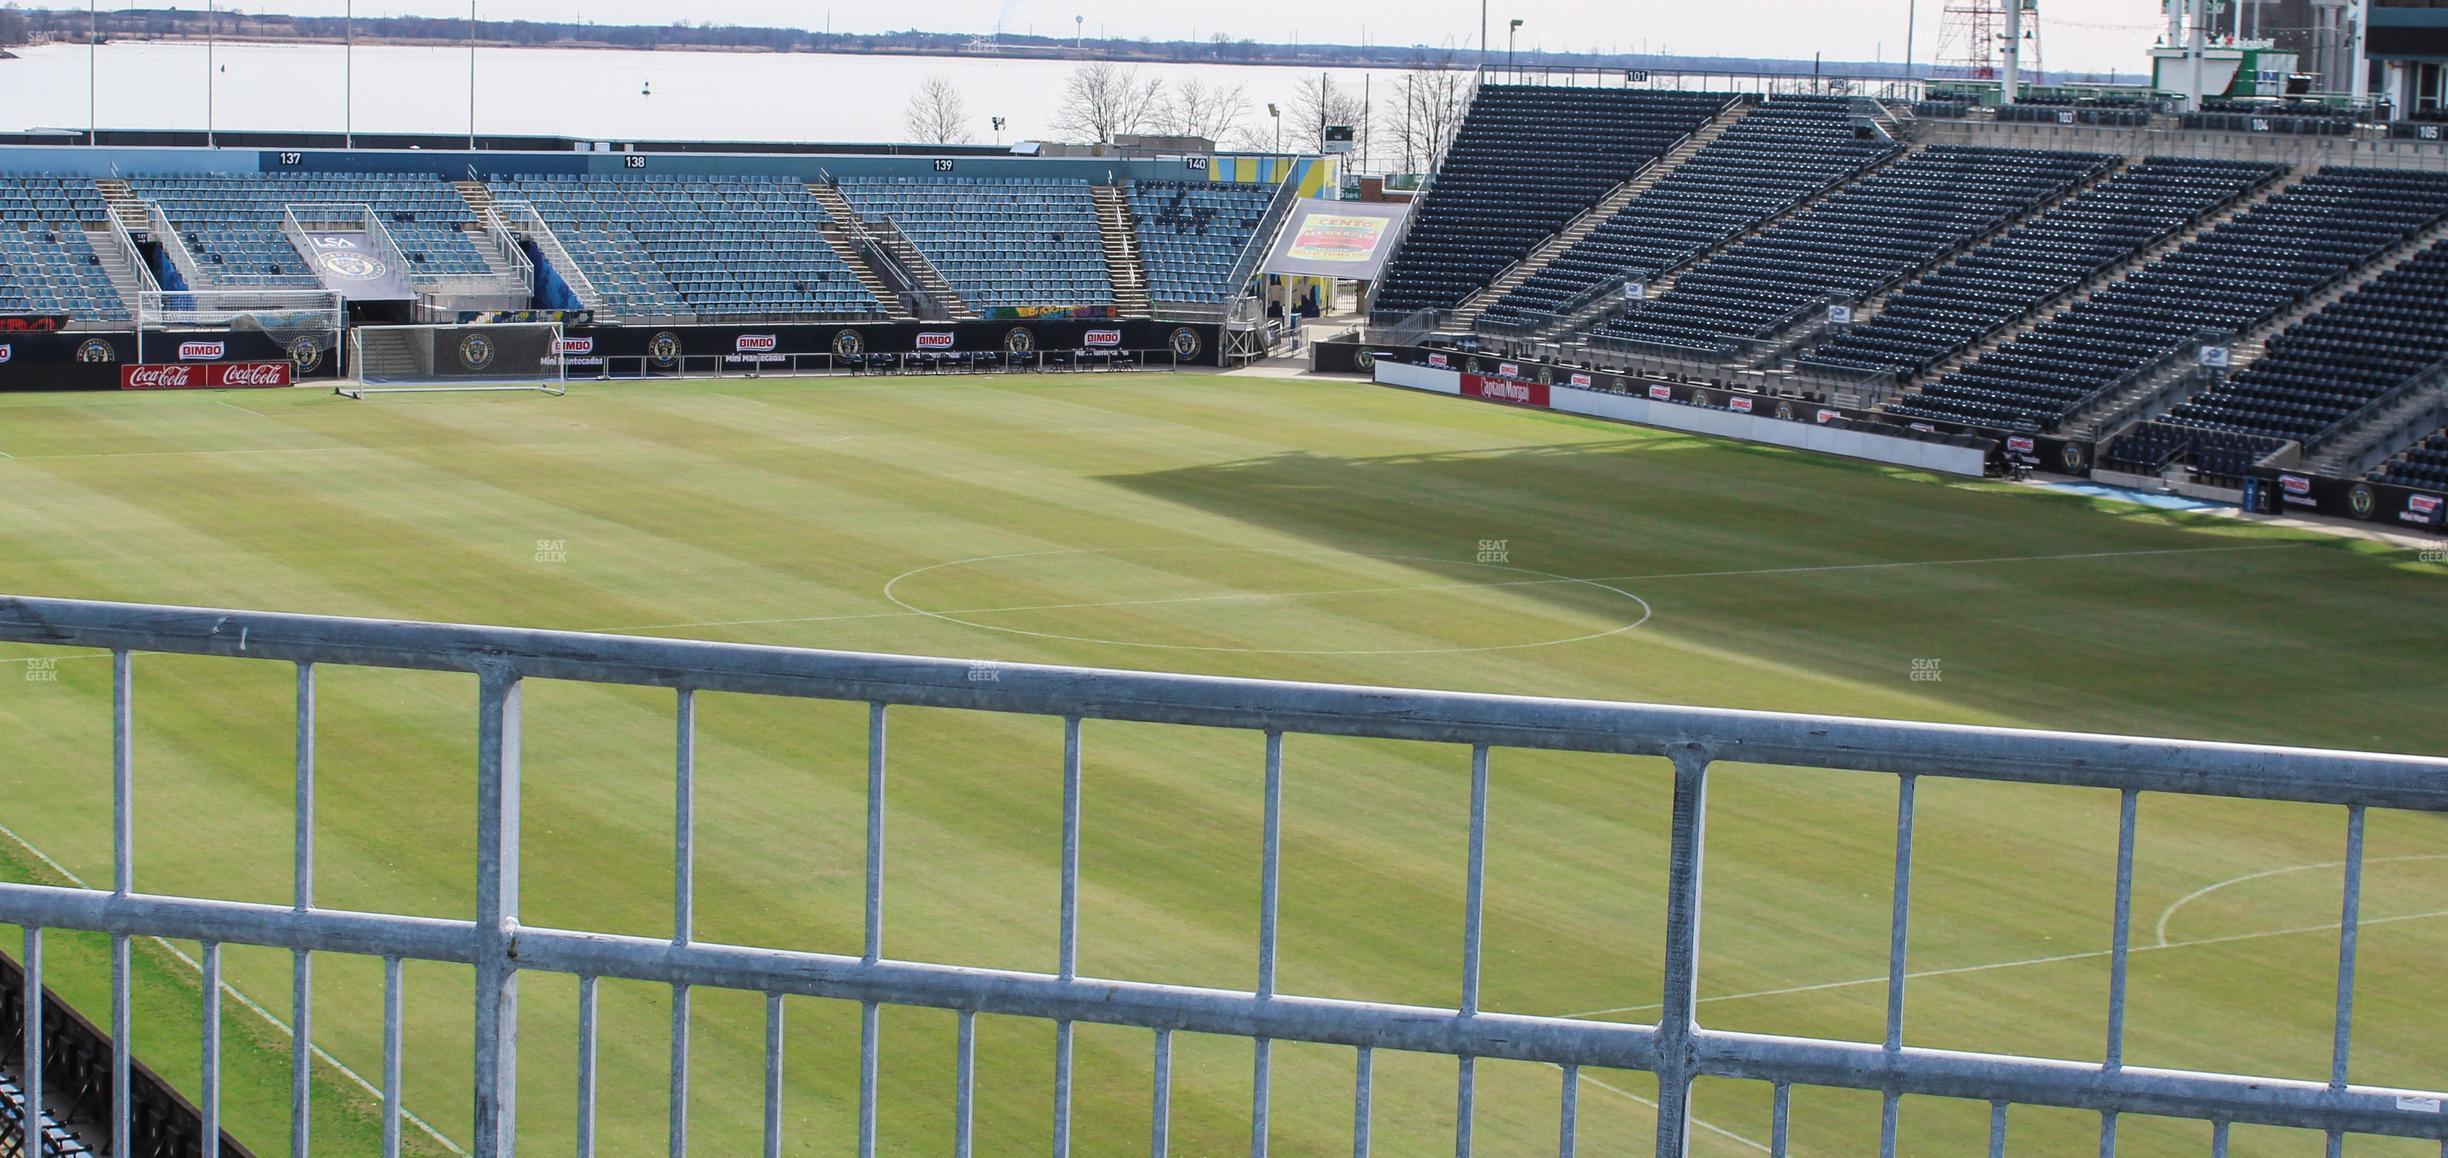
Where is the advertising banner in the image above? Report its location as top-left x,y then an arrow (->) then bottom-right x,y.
1461,374 -> 1549,408
123,362 -> 295,390
1260,199 -> 1413,281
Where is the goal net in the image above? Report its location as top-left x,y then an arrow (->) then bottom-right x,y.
136,289 -> 343,371
341,323 -> 567,399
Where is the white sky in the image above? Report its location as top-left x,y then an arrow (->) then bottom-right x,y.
290,1 -> 2193,74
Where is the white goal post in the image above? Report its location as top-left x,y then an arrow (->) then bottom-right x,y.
341,322 -> 568,399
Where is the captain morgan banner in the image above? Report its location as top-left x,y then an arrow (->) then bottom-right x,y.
1259,198 -> 1413,281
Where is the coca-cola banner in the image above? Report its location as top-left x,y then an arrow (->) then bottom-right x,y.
123,362 -> 295,390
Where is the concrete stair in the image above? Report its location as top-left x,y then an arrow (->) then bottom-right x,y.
809,182 -> 972,320
94,178 -> 150,237
1091,185 -> 1152,317
84,225 -> 152,311
2306,375 -> 2448,477
1448,99 -> 1753,329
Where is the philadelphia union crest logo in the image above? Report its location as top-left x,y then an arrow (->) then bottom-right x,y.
648,332 -> 683,368
1169,327 -> 1203,361
1003,327 -> 1037,355
288,335 -> 325,374
459,332 -> 497,372
2349,483 -> 2377,519
76,338 -> 115,363
1775,401 -> 1796,421
831,329 -> 865,360
315,250 -> 389,283
1353,347 -> 1376,372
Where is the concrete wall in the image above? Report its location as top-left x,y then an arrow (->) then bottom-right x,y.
0,143 -> 1332,186
1916,118 -> 2448,173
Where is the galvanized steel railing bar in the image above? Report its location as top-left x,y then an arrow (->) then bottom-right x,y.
110,649 -> 132,1157
761,993 -> 784,1158
17,928 -> 37,1158
1351,1046 -> 1374,1158
382,955 -> 403,1158
672,689 -> 696,1158
575,973 -> 598,1158
199,939 -> 218,1158
953,1009 -> 976,1158
292,661 -> 316,1158
2,596 -> 2447,1156
1879,773 -> 1917,1158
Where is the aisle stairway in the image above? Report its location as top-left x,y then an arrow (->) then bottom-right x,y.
1091,185 -> 1153,317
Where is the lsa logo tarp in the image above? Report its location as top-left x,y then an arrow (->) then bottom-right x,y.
179,341 -> 226,361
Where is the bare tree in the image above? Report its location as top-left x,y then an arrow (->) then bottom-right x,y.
1288,74 -> 1369,157
1383,49 -> 1472,174
903,76 -> 974,145
1158,77 -> 1248,145
1053,62 -> 1165,144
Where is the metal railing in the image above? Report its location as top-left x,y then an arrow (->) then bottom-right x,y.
0,596 -> 2444,1157
489,201 -> 604,315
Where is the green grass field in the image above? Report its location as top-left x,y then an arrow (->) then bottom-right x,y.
0,371 -> 2442,1156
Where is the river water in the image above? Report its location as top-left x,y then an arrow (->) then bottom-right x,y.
0,41 -> 1434,152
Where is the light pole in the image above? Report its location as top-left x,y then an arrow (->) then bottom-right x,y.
468,0 -> 478,150
205,0 -> 216,148
1508,18 -> 1523,82
1478,0 -> 1488,83
992,115 -> 1007,145
344,0 -> 353,148
87,0 -> 96,145
1268,103 -> 1281,152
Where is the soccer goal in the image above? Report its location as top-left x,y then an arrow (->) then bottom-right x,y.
340,322 -> 567,399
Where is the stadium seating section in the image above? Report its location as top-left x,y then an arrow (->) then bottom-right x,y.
129,173 -> 491,289
838,177 -> 1114,310
2372,428 -> 2448,492
0,176 -> 128,322
1797,158 -> 2277,378
2104,239 -> 2448,482
491,173 -> 884,319
1128,181 -> 1273,305
1589,147 -> 2113,355
1480,97 -> 1895,329
1371,86 -> 1736,316
1887,168 -> 2448,432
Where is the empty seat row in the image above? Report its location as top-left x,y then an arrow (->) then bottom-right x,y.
1372,85 -> 1738,316
1482,96 -> 1896,328
1590,146 -> 2114,356
1128,180 -> 1273,305
838,176 -> 1113,311
1797,158 -> 2278,378
1890,167 -> 2448,433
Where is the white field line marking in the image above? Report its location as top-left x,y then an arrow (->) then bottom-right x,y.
1558,906 -> 2448,1021
214,400 -> 271,418
2153,854 -> 2448,947
708,392 -> 771,407
595,541 -> 2308,637
1571,1067 -> 1771,1154
0,817 -> 469,1155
